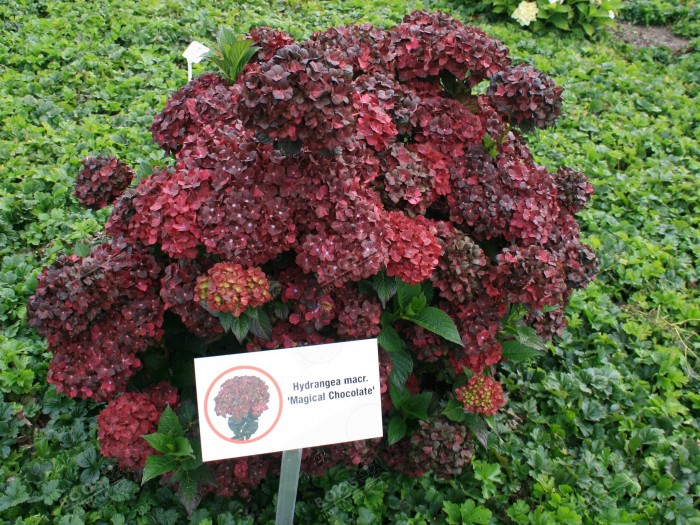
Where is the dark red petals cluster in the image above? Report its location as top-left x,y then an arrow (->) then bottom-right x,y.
151,74 -> 241,154
97,382 -> 178,471
487,65 -> 564,130
239,43 -> 355,152
205,455 -> 279,499
75,155 -> 134,210
27,240 -> 163,401
214,375 -> 270,419
456,374 -> 505,416
382,417 -> 473,479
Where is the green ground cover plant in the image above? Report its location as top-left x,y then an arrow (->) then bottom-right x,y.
1,0 -> 698,524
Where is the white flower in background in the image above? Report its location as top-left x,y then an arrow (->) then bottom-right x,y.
512,1 -> 539,26
591,0 -> 602,5
548,0 -> 558,4
609,10 -> 615,18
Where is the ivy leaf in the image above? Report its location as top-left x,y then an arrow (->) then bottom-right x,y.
142,454 -> 179,484
378,325 -> 405,353
157,406 -> 184,438
501,339 -> 541,362
396,279 -> 423,310
387,415 -> 407,445
248,309 -> 272,340
372,272 -> 397,306
230,315 -> 249,343
408,307 -> 463,346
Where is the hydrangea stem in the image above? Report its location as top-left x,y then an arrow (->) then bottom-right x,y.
275,448 -> 303,525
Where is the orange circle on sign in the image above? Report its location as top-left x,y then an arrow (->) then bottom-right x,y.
204,366 -> 283,444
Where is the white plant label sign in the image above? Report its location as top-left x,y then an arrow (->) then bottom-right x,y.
182,41 -> 210,81
182,41 -> 210,63
194,339 -> 383,461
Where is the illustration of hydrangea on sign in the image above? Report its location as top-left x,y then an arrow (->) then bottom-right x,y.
214,375 -> 271,440
27,10 -> 598,509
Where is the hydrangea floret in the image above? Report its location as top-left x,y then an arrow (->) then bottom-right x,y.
512,1 -> 540,26
456,374 -> 505,416
27,10 -> 597,501
74,155 -> 134,210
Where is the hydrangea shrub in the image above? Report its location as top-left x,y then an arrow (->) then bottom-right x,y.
28,10 -> 597,500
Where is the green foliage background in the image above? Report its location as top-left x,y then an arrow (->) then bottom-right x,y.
1,0 -> 698,523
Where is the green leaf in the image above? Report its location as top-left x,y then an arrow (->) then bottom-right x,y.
400,392 -> 432,420
248,309 -> 272,340
74,242 -> 90,257
378,325 -> 405,353
157,406 -> 184,437
464,413 -> 489,448
219,312 -> 235,333
501,339 -> 541,362
175,470 -> 203,518
387,415 -> 407,445
142,433 -> 176,454
443,501 -> 462,525
443,398 -> 466,423
389,349 -> 413,390
408,307 -> 463,346
389,382 -> 410,408
230,315 -> 249,343
514,325 -> 547,351
372,272 -> 397,306
459,500 -> 492,524
396,279 -> 423,310
141,454 -> 179,484
406,294 -> 427,316
549,15 -> 571,30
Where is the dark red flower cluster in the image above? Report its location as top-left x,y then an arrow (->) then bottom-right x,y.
214,375 -> 270,419
205,455 -> 279,499
487,65 -> 564,130
27,240 -> 163,401
151,73 -> 241,154
74,155 -> 134,210
239,43 -> 355,152
195,263 -> 271,317
456,374 -> 505,416
382,417 -> 473,479
97,382 -> 178,471
392,11 -> 510,86
302,439 -> 381,477
247,27 -> 295,63
555,166 -> 595,214
161,259 -> 223,338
